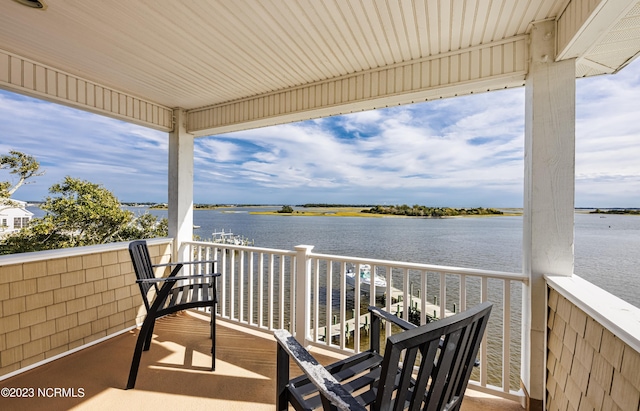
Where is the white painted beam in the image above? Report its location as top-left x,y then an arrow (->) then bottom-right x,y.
556,0 -> 637,62
522,20 -> 576,411
187,36 -> 529,137
168,109 -> 194,260
0,48 -> 173,132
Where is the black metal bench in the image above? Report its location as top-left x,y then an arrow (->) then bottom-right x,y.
126,240 -> 220,389
275,301 -> 492,410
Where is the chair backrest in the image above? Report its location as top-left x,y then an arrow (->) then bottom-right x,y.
128,240 -> 159,311
374,301 -> 492,411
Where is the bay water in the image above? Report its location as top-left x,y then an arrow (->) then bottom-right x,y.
27,204 -> 640,307
185,207 -> 640,308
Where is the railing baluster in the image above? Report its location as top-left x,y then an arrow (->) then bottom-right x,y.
230,248 -> 236,320
439,272 -> 446,320
402,268 -> 409,321
385,265 -> 392,338
503,280 -> 511,393
279,254 -> 285,330
248,251 -> 254,325
340,261 -> 347,350
326,260 -> 333,347
258,252 -> 264,328
353,262 -> 361,353
420,270 -> 427,324
460,274 -> 467,312
239,250 -> 244,323
290,255 -> 296,334
312,258 -> 320,342
268,253 -> 274,330
221,247 -> 227,318
480,276 -> 489,387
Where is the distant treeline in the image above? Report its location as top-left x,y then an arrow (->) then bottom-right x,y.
590,208 -> 640,215
361,205 -> 504,217
300,203 -> 377,208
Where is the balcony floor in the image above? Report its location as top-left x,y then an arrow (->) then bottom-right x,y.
1,311 -> 522,411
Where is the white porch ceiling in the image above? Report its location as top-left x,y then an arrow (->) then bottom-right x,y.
1,0 -> 639,135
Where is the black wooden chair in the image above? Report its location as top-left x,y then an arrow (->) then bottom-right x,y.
126,240 -> 220,389
275,301 -> 492,411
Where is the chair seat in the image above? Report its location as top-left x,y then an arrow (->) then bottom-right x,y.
288,351 -> 385,410
159,282 -> 218,317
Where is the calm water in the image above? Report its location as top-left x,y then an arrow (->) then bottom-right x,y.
28,206 -> 640,308
181,208 -> 639,308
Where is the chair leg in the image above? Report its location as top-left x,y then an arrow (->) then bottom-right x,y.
126,317 -> 155,390
211,305 -> 216,371
143,321 -> 155,351
276,342 -> 290,411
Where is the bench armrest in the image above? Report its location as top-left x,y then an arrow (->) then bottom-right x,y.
275,330 -> 366,411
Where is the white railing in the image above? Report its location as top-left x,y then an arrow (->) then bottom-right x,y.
184,241 -> 528,401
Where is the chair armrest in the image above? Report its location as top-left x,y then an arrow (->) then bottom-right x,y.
136,272 -> 221,283
274,330 -> 366,411
368,306 -> 416,330
152,259 -> 217,268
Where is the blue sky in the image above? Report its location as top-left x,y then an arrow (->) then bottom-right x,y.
1,58 -> 639,207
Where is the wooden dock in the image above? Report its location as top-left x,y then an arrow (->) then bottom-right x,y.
315,285 -> 455,343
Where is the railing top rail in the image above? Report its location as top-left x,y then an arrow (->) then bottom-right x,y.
185,240 -> 296,256
185,240 -> 526,284
307,251 -> 527,283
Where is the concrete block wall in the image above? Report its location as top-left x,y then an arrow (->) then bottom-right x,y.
546,288 -> 640,411
0,240 -> 172,378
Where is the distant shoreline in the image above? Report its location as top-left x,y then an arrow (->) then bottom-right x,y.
121,204 -> 640,217
249,206 -> 524,218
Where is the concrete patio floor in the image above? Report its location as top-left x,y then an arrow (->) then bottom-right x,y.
1,311 -> 523,411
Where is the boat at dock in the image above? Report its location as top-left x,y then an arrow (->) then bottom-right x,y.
211,229 -> 253,246
346,264 -> 386,296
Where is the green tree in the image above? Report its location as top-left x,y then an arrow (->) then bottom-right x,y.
278,205 -> 294,213
0,176 -> 167,254
1,150 -> 44,199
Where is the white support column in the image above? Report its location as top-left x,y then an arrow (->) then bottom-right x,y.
168,108 -> 194,261
522,21 -> 576,411
294,245 -> 314,346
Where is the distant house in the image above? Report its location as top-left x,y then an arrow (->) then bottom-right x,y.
0,199 -> 34,236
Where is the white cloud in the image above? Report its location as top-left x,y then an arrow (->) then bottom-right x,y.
2,58 -> 640,206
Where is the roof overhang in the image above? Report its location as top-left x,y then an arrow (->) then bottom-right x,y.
1,0 -> 639,136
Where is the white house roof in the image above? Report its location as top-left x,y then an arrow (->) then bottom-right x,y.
1,0 -> 639,136
0,199 -> 33,216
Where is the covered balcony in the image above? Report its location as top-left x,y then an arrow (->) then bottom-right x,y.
2,1 -> 640,410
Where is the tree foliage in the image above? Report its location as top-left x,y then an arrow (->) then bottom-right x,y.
0,176 -> 167,255
361,205 -> 504,217
0,150 -> 44,198
278,205 -> 294,213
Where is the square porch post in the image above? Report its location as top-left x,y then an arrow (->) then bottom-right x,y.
168,108 -> 194,261
522,20 -> 576,411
